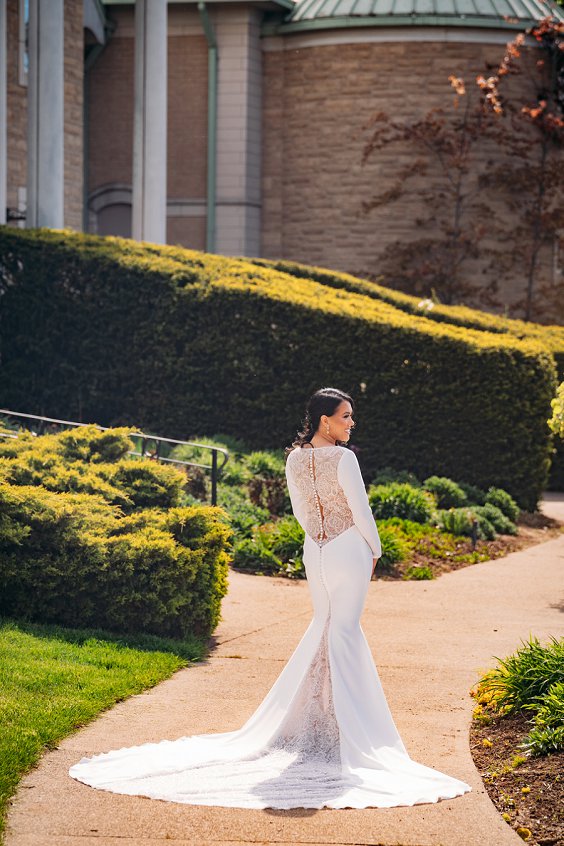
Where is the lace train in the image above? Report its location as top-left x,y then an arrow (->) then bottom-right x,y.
70,526 -> 471,809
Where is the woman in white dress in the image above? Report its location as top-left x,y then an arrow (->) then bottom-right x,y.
69,387 -> 471,809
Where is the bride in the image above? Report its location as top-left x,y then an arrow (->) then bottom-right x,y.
69,387 -> 471,809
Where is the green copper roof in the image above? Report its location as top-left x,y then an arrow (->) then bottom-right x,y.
282,0 -> 564,29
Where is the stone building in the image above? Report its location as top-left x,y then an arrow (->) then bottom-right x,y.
1,0 -> 563,317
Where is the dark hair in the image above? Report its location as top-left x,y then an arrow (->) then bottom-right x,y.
286,387 -> 354,456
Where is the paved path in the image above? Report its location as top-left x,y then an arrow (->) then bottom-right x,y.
5,498 -> 564,846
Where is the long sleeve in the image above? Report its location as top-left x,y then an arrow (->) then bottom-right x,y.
285,453 -> 308,533
337,449 -> 381,558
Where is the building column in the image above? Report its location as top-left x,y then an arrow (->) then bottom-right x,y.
27,0 -> 64,228
215,7 -> 262,257
0,0 -> 6,224
132,0 -> 168,244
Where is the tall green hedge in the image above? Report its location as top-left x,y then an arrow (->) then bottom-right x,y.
250,256 -> 564,491
0,226 -> 558,509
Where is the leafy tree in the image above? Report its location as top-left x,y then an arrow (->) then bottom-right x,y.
361,17 -> 564,321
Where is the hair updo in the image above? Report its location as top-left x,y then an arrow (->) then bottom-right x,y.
286,387 -> 354,456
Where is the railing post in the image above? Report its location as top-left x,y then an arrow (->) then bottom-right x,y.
211,448 -> 218,506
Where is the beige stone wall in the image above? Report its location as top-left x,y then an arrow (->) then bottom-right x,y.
261,37 -> 556,319
64,0 -> 84,230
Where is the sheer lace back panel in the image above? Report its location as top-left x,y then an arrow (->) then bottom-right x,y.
288,446 -> 354,546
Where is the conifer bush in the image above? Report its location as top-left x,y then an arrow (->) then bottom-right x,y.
0,428 -> 231,638
423,475 -> 468,508
368,483 -> 436,523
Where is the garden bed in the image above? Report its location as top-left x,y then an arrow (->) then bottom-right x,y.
471,712 -> 563,845
379,514 -> 563,580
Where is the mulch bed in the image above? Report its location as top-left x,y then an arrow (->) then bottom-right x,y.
380,512 -> 563,580
470,712 -> 563,845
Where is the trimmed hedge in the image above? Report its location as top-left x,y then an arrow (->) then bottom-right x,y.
0,426 -> 231,639
251,256 -> 564,491
0,227 -> 558,509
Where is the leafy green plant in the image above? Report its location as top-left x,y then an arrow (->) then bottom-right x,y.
245,451 -> 289,516
368,483 -> 435,523
231,536 -> 281,574
474,503 -> 517,535
377,524 -> 410,570
259,515 -> 305,578
403,565 -> 435,580
472,636 -> 564,715
435,506 -> 497,540
485,487 -> 520,522
423,475 -> 468,508
217,484 -> 269,539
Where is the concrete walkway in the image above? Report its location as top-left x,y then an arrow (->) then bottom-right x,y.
5,497 -> 564,846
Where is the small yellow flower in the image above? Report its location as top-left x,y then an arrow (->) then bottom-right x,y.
482,738 -> 493,747
516,827 -> 532,841
502,813 -> 511,822
521,786 -> 531,794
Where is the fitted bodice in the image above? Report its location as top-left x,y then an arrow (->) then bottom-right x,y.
286,446 -> 354,546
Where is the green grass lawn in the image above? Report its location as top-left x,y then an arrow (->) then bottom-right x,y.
0,617 -> 206,839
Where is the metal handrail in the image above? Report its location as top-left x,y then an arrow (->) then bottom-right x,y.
0,409 -> 229,505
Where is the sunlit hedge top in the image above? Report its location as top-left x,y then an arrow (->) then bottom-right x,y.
0,226 -> 558,509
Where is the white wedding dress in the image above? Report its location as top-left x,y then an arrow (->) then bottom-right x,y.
69,444 -> 471,809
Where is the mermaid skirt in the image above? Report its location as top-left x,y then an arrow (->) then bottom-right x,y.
69,525 -> 471,808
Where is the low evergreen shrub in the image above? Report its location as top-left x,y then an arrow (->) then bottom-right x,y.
484,487 -> 520,522
368,483 -> 435,523
474,503 -> 517,535
435,506 -> 497,540
232,536 -> 281,574
0,428 -> 231,639
423,475 -> 467,508
458,481 -> 487,505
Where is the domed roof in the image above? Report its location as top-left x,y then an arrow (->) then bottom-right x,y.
284,0 -> 564,30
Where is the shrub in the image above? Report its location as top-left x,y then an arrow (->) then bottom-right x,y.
217,484 -> 270,539
423,475 -> 467,508
259,516 -> 305,578
458,481 -> 487,505
435,506 -> 497,540
0,425 -> 232,639
474,503 -> 517,535
110,459 -> 185,510
369,483 -> 435,523
485,487 -> 520,522
377,524 -> 410,570
232,536 -> 281,574
245,451 -> 289,516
